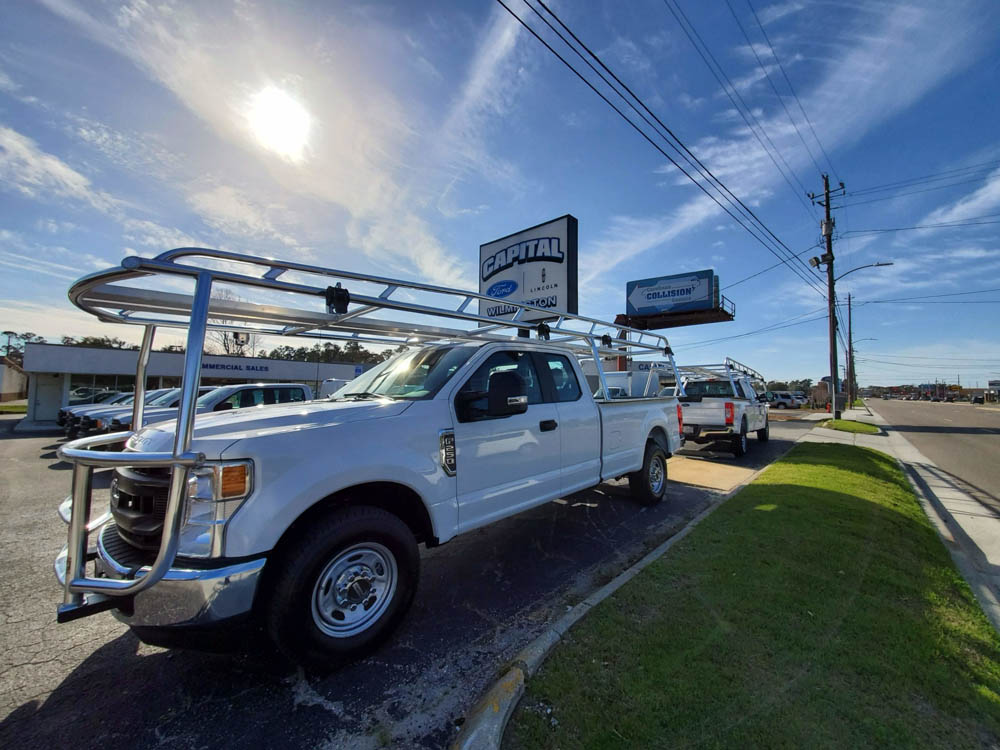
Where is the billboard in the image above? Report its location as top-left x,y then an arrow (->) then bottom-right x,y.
626,270 -> 715,316
479,215 -> 578,323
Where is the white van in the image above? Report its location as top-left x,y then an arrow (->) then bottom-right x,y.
319,377 -> 351,398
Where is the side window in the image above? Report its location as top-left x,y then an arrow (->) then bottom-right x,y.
223,392 -> 243,410
734,380 -> 747,399
457,351 -> 542,421
277,387 -> 304,403
262,388 -> 277,406
240,389 -> 264,408
539,354 -> 582,402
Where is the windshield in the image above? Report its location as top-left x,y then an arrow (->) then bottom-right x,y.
684,380 -> 736,397
335,345 -> 475,400
147,388 -> 180,406
197,386 -> 230,407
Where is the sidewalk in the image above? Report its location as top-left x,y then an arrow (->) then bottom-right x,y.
802,406 -> 1000,633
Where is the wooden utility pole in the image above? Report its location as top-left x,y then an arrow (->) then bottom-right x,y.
810,175 -> 846,418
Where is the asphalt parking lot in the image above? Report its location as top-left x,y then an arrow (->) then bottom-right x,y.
0,414 -> 812,749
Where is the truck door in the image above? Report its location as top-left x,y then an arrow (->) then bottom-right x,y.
534,352 -> 601,494
452,350 -> 562,531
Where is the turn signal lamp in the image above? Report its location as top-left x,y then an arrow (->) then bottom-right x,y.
220,463 -> 250,499
724,402 -> 735,426
676,404 -> 684,437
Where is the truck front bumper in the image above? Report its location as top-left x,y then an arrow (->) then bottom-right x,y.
54,523 -> 266,628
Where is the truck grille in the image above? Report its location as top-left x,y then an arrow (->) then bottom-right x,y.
110,467 -> 172,550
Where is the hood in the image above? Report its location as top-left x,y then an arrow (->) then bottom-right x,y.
115,406 -> 179,425
128,398 -> 412,458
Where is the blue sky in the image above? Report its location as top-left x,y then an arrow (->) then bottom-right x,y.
2,0 -> 999,387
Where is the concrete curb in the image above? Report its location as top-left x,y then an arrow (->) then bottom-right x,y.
451,458 -> 781,750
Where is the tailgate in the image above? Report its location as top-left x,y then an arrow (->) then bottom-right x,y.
678,399 -> 726,432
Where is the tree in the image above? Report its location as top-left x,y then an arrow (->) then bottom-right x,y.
61,335 -> 136,350
3,331 -> 45,364
766,380 -> 789,391
159,344 -> 186,353
206,289 -> 259,357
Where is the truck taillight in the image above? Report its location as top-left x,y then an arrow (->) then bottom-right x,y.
725,402 -> 734,425
677,404 -> 683,436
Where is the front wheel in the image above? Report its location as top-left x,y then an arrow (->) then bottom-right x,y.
628,441 -> 668,506
263,505 -> 419,666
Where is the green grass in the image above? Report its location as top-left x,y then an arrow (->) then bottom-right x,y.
506,444 -> 1000,750
0,403 -> 26,413
820,418 -> 880,434
852,398 -> 865,407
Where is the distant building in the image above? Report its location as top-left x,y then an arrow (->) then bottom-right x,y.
21,343 -> 372,424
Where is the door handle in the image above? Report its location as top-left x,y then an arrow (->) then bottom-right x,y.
539,419 -> 558,432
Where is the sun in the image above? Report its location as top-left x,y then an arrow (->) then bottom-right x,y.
246,86 -> 311,163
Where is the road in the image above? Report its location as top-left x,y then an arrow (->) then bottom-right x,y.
870,400 -> 1000,504
0,415 -> 810,749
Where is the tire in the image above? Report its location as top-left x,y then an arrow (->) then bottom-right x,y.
756,419 -> 770,442
732,420 -> 749,457
776,403 -> 786,409
628,441 -> 668,506
263,505 -> 419,666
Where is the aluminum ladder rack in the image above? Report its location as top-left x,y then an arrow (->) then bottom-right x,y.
56,247 -> 681,622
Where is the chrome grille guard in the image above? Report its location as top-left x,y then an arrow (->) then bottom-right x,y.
57,247 -> 681,622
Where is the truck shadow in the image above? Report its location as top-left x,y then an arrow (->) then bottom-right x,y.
1,479 -> 715,750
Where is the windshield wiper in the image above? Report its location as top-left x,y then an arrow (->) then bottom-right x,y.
337,391 -> 395,401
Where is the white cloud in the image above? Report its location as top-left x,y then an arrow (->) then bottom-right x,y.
0,67 -> 19,92
0,125 -> 118,214
918,168 -> 1000,226
756,2 -> 806,26
187,185 -> 303,250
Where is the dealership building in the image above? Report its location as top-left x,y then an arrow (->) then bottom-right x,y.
21,343 -> 371,425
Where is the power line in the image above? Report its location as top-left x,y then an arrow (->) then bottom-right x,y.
857,286 -> 1000,304
840,175 -> 991,208
842,214 -> 1000,235
723,242 -> 822,290
745,0 -> 838,181
857,353 -> 1000,362
674,307 -> 827,350
498,0 -> 827,298
658,0 -> 819,225
725,0 -> 823,177
848,159 -> 1000,196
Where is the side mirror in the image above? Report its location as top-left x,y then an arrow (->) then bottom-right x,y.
214,401 -> 233,412
487,371 -> 528,417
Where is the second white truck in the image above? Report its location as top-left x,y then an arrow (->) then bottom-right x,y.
678,358 -> 769,457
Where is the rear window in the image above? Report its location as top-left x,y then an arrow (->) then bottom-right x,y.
684,380 -> 735,398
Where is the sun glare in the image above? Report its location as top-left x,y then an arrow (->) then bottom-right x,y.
246,86 -> 311,163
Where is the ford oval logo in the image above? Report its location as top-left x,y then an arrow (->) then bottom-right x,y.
487,280 -> 518,298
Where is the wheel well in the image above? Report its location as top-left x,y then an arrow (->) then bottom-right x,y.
278,482 -> 438,551
648,426 -> 670,456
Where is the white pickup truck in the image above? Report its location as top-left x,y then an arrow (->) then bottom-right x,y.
54,249 -> 684,665
678,359 -> 769,457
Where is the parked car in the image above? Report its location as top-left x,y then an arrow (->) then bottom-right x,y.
678,359 -> 769,456
765,390 -> 799,409
319,378 -> 352,398
973,395 -> 985,404
58,391 -> 129,426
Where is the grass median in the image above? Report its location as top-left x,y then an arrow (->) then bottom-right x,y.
505,443 -> 1000,749
819,418 -> 880,435
0,403 -> 27,413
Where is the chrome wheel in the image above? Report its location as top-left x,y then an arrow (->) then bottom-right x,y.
648,454 -> 665,496
311,542 -> 398,638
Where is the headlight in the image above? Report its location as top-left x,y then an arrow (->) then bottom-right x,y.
178,460 -> 253,558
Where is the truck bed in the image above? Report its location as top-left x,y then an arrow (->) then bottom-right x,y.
596,396 -> 681,480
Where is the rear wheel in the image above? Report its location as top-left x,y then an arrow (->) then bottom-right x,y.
263,505 -> 419,666
732,420 -> 749,457
776,403 -> 786,409
756,419 -> 770,442
628,441 -> 668,506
